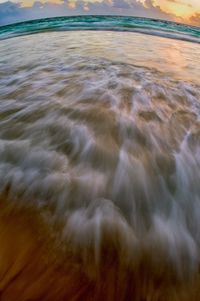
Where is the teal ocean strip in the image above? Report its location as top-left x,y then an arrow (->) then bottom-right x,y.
0,15 -> 200,43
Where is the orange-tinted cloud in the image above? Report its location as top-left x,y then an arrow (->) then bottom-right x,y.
188,12 -> 200,26
0,0 -> 199,26
154,0 -> 200,19
68,0 -> 76,9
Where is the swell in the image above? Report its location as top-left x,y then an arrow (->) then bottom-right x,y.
0,15 -> 200,44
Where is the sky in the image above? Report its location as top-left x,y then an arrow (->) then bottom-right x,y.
0,0 -> 199,26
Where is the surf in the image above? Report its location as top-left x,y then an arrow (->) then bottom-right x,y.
0,21 -> 200,301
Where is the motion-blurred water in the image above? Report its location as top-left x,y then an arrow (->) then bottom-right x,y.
0,19 -> 200,300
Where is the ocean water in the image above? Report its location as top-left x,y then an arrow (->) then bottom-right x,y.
0,15 -> 200,43
0,16 -> 200,301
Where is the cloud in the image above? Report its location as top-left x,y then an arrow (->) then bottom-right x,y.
142,0 -> 174,19
112,0 -> 131,9
189,12 -> 200,26
166,0 -> 192,7
0,1 -> 23,21
0,1 -> 68,24
0,0 -> 179,26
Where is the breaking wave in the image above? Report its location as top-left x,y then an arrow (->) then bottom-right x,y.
0,15 -> 200,43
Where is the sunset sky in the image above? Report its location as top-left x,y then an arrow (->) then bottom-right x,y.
155,0 -> 199,18
0,0 -> 199,26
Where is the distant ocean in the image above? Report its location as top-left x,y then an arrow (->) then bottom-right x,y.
0,15 -> 200,43
0,15 -> 200,301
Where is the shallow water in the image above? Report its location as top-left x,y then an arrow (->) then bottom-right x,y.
0,28 -> 200,300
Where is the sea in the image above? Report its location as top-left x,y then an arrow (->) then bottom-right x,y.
0,15 -> 200,301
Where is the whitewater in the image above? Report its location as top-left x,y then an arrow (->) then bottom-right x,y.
0,16 -> 200,301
